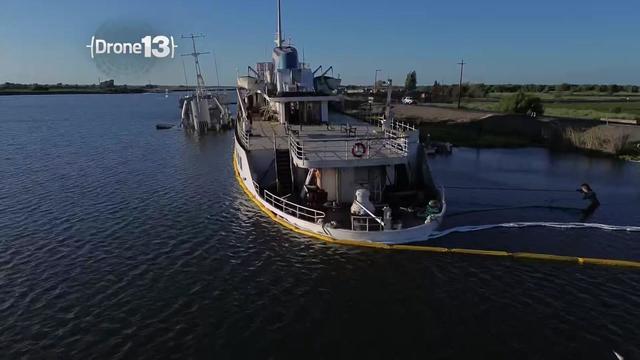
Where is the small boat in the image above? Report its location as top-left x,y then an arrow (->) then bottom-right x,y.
237,75 -> 263,91
314,75 -> 341,94
156,123 -> 175,130
313,65 -> 341,95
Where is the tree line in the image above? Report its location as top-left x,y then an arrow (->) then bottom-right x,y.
411,82 -> 639,96
402,71 -> 640,96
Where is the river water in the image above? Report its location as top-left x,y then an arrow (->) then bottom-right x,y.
1,94 -> 639,359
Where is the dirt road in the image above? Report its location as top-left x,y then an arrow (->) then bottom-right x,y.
393,104 -> 494,123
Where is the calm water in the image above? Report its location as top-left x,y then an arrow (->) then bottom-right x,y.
1,94 -> 639,359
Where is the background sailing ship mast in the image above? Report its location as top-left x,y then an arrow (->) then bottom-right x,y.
181,34 -> 210,98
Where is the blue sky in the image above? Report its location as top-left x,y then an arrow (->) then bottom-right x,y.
0,0 -> 639,86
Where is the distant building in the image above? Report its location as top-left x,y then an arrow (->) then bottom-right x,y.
99,79 -> 115,88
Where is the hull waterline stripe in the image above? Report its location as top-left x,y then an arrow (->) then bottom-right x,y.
232,151 -> 640,269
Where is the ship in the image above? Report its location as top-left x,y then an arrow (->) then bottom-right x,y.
233,0 -> 445,244
179,34 -> 231,133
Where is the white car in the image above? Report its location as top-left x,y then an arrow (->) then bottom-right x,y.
401,96 -> 416,105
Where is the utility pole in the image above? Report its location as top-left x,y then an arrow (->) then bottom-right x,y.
457,59 -> 466,109
374,69 -> 382,93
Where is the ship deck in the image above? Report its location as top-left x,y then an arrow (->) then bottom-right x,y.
246,112 -> 409,167
247,112 -> 383,149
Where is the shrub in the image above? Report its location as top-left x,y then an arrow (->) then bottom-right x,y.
498,91 -> 545,115
563,127 -> 631,154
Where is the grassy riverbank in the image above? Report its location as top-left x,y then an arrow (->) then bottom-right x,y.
448,91 -> 640,122
387,103 -> 640,161
419,119 -> 640,161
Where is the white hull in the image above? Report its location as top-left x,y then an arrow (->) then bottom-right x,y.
233,139 -> 445,244
180,95 -> 231,132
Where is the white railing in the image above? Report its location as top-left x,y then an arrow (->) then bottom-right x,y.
236,121 -> 250,148
382,129 -> 409,154
377,118 -> 416,133
235,88 -> 251,148
289,133 -> 408,163
353,111 -> 416,133
263,190 -> 325,223
351,216 -> 384,231
387,118 -> 416,132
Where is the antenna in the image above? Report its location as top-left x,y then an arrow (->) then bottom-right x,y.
181,34 -> 210,93
276,0 -> 283,47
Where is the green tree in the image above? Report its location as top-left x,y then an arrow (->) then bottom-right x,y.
499,91 -> 544,115
558,83 -> 571,91
578,84 -> 596,92
404,70 -> 417,91
467,83 -> 487,98
607,84 -> 621,94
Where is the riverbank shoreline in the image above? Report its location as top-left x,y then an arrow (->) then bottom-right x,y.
0,85 -> 234,96
350,102 -> 640,161
0,89 -> 148,96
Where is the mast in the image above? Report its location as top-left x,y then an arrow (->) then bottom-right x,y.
276,0 -> 283,47
181,34 -> 210,96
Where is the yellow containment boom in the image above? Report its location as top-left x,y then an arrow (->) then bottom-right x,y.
233,152 -> 640,270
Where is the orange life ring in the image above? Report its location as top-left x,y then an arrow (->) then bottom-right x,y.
352,142 -> 367,157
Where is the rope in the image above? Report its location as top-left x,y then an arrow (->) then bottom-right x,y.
446,185 -> 576,193
428,222 -> 640,240
447,205 -> 583,217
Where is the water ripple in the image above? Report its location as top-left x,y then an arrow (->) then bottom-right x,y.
0,95 -> 639,359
